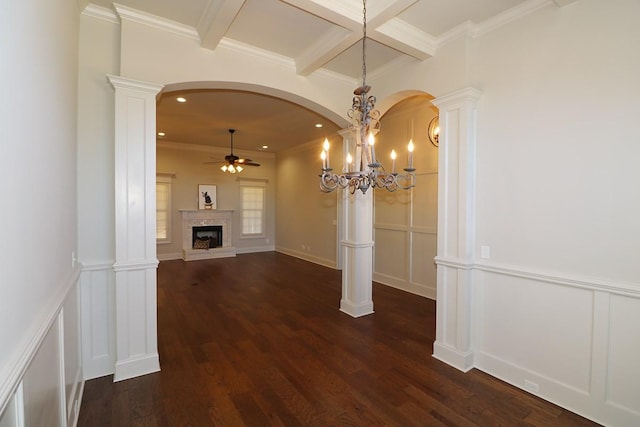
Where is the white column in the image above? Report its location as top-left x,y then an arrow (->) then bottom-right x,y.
339,129 -> 375,317
432,87 -> 482,372
107,75 -> 163,381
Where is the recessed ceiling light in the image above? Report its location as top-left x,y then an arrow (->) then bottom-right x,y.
176,97 -> 186,103
262,145 -> 268,149
157,132 -> 165,137
315,123 -> 323,128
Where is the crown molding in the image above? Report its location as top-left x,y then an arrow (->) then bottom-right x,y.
112,3 -> 199,41
157,140 -> 276,159
218,38 -> 296,71
434,0 -> 553,49
81,4 -> 119,24
473,0 -> 553,38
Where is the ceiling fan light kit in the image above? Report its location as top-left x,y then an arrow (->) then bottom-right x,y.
319,0 -> 416,194
219,129 -> 260,174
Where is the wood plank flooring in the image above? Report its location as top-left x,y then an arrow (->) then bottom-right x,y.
78,252 -> 600,426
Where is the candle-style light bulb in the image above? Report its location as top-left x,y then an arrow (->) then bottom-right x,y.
320,150 -> 327,169
407,139 -> 414,170
346,152 -> 353,173
368,132 -> 376,164
390,149 -> 397,174
322,138 -> 330,169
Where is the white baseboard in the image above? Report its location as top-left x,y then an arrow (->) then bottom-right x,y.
373,272 -> 436,299
275,246 -> 337,269
237,245 -> 275,254
157,252 -> 182,261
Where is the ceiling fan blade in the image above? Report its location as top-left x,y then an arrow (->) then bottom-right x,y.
244,162 -> 260,167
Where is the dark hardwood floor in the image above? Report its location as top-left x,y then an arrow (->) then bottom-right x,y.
78,252 -> 600,426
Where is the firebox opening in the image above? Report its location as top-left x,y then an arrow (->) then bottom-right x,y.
192,225 -> 222,249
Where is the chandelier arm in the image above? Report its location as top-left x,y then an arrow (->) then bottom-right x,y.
317,0 -> 417,195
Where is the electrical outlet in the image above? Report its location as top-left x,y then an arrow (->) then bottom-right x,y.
524,380 -> 539,393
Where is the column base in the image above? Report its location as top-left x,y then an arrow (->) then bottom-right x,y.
340,299 -> 374,318
114,353 -> 160,382
432,341 -> 474,372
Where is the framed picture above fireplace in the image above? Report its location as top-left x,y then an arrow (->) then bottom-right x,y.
198,184 -> 217,210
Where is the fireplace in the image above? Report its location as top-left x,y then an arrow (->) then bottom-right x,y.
179,209 -> 236,261
192,225 -> 222,249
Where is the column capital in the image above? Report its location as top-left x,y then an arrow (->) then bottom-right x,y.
107,74 -> 164,95
432,87 -> 482,110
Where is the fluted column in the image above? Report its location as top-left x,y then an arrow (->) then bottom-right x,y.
107,75 -> 163,381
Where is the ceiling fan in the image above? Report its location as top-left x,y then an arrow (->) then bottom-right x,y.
207,129 -> 260,173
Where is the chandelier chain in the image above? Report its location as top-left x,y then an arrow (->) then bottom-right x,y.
362,0 -> 367,87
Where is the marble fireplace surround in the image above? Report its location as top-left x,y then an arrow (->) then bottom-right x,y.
179,209 -> 236,261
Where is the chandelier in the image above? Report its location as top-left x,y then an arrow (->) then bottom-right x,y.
319,0 -> 416,194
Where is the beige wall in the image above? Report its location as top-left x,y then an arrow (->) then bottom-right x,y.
157,143 -> 276,259
374,96 -> 439,298
275,140 -> 339,267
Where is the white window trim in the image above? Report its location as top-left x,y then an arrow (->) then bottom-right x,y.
239,179 -> 266,239
156,175 -> 173,244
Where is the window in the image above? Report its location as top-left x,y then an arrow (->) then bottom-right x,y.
156,176 -> 172,243
241,183 -> 265,237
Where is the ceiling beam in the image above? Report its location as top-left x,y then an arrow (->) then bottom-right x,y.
285,0 -> 430,75
197,0 -> 246,50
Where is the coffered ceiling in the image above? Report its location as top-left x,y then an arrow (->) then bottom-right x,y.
84,0 -> 549,152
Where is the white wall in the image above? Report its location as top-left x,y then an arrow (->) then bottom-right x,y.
0,0 -> 83,424
76,10 -> 120,381
467,1 -> 640,424
276,140 -> 340,268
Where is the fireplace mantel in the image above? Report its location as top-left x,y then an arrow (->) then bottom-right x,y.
179,209 -> 236,260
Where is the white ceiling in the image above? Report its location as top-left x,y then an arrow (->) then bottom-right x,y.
87,0 -> 534,153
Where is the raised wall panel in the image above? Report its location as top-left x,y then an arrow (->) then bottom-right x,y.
374,190 -> 409,226
473,263 -> 640,425
374,228 -> 408,281
80,264 -> 114,380
412,172 -> 438,229
0,391 -> 20,427
478,272 -> 593,392
607,294 -> 640,415
410,231 -> 437,296
22,318 -> 63,427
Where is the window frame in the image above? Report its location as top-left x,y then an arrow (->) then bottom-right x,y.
156,175 -> 172,244
239,181 -> 266,239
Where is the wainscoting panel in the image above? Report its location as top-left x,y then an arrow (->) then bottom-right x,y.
410,231 -> 437,298
374,228 -> 408,281
606,294 -> 640,417
0,271 -> 83,427
79,263 -> 114,380
22,317 -> 63,426
474,264 -> 640,426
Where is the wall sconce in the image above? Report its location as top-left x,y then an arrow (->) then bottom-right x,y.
428,116 -> 439,147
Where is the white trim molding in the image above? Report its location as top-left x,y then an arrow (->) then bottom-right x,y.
108,75 -> 163,382
431,87 -> 482,372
